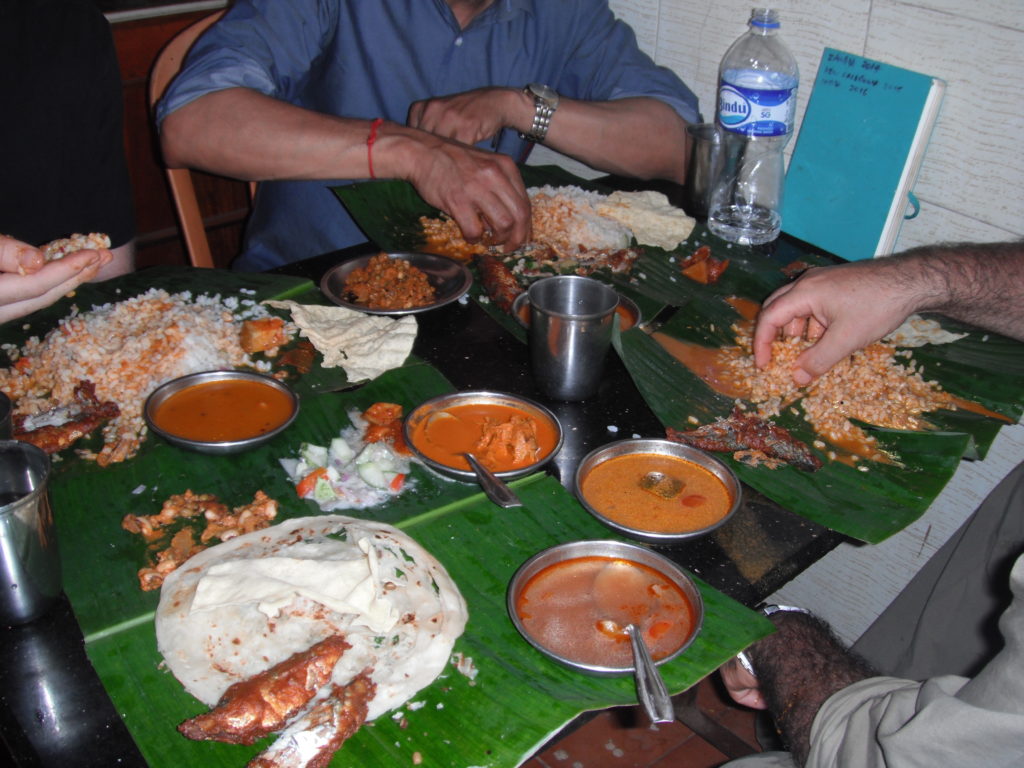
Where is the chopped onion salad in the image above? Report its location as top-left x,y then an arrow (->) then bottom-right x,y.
280,410 -> 412,510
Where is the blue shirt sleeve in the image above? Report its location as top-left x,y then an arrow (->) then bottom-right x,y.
156,0 -> 337,126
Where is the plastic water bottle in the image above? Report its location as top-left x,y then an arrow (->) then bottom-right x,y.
707,8 -> 798,245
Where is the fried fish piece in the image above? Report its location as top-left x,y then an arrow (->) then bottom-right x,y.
249,672 -> 376,768
12,380 -> 119,454
179,635 -> 351,746
474,253 -> 523,313
667,407 -> 822,472
240,316 -> 289,354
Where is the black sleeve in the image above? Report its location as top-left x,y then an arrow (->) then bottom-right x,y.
0,0 -> 135,248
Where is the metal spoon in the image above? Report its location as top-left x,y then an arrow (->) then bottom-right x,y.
461,452 -> 522,508
625,623 -> 675,724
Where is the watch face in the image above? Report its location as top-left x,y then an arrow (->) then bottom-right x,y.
529,83 -> 559,105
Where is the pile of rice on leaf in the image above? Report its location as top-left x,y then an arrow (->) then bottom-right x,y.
0,289 -> 284,465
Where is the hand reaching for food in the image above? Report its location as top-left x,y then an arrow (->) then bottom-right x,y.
752,259 -> 918,385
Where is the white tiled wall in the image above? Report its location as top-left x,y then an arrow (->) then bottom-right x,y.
533,1 -> 1024,642
533,0 -> 1024,249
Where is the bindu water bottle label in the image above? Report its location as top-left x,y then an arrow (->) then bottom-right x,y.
717,81 -> 795,137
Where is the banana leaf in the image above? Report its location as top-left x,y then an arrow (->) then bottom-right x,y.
332,167 -> 1024,544
4,267 -> 767,768
79,470 -> 767,768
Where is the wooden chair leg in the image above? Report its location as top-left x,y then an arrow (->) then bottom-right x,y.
671,685 -> 759,759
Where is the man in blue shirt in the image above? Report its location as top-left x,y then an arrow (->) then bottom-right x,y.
157,0 -> 700,270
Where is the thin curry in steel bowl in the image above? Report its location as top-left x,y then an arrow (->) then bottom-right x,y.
508,539 -> 704,675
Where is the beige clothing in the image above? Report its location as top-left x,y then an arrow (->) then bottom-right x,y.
727,552 -> 1024,768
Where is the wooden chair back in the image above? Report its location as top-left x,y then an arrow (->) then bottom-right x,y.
149,11 -> 252,268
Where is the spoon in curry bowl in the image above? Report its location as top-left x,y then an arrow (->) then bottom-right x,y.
594,560 -> 675,724
461,452 -> 522,508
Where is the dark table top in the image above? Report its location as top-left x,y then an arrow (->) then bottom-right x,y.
0,240 -> 843,767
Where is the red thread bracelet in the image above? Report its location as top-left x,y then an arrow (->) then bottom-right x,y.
367,118 -> 384,179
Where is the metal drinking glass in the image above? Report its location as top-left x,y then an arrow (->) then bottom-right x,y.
684,123 -> 720,221
0,440 -> 61,625
528,275 -> 618,401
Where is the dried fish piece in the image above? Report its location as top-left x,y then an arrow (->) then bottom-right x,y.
13,380 -> 119,454
667,407 -> 821,472
474,253 -> 523,313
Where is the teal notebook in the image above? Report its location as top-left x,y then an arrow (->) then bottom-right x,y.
782,48 -> 945,261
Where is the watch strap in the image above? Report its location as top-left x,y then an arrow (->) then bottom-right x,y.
735,604 -> 811,677
520,85 -> 557,143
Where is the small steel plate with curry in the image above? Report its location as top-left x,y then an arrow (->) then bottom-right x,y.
403,390 -> 563,481
144,371 -> 299,454
575,438 -> 740,543
320,251 -> 472,315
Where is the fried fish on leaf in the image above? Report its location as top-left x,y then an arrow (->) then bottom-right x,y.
179,635 -> 350,745
667,407 -> 822,471
249,672 -> 375,768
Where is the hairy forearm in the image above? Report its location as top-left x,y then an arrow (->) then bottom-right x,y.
747,613 -> 875,766
886,241 -> 1024,341
160,88 -> 373,182
542,97 -> 690,183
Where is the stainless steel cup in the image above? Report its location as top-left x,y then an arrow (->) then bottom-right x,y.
528,276 -> 618,401
0,441 -> 60,625
684,123 -> 720,220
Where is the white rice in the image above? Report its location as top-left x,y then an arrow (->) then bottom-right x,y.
0,288 -> 276,465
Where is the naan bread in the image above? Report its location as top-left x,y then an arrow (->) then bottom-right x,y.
156,515 -> 467,722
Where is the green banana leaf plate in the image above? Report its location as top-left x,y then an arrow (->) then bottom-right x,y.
334,168 -> 1024,544
4,267 -> 766,768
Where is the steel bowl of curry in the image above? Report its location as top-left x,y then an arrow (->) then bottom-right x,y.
512,290 -> 641,331
403,390 -> 563,481
144,371 -> 299,454
575,438 -> 741,543
508,539 -> 704,675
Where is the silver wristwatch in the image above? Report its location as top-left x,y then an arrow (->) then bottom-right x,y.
735,604 -> 810,677
520,83 -> 559,143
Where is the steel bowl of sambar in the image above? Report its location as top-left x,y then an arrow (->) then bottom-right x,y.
403,390 -> 563,481
508,539 -> 704,675
144,370 -> 299,454
574,438 -> 741,544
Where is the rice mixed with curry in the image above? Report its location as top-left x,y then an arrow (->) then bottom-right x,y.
0,288 -> 281,465
721,325 -> 954,463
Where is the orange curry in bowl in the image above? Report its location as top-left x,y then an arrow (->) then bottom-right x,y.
150,378 -> 295,443
580,452 -> 733,534
407,402 -> 560,473
514,555 -> 696,668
